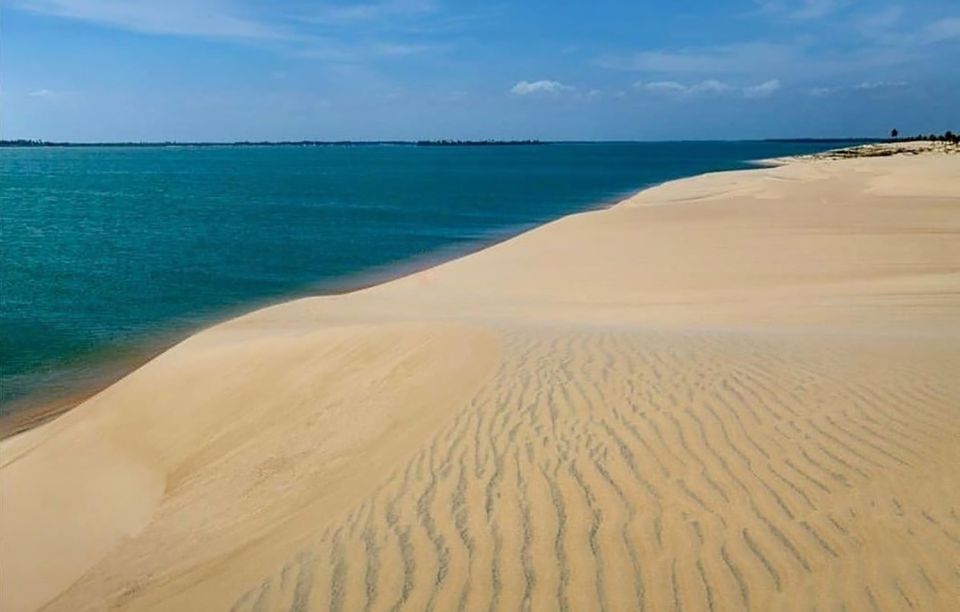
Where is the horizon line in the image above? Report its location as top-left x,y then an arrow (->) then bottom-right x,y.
0,137 -> 887,147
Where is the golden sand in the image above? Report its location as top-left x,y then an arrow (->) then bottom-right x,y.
2,145 -> 959,611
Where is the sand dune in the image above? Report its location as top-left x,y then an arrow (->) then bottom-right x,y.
2,146 -> 959,611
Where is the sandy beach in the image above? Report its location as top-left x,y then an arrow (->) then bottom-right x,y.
2,143 -> 959,611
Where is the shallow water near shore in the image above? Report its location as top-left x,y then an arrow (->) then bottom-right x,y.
0,141 -> 854,415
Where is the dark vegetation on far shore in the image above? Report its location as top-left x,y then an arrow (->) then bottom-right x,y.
889,129 -> 959,144
0,139 -> 545,148
0,137 -> 901,148
415,139 -> 542,146
912,131 -> 959,143
1,133 -> 955,148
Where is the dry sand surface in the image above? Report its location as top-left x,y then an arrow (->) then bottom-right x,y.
2,143 -> 959,611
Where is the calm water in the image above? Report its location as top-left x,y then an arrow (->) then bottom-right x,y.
1,141 -> 851,412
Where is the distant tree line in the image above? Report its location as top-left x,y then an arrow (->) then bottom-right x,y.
0,139 -> 411,147
0,139 -> 54,147
0,139 -> 545,148
415,139 -> 543,146
889,129 -> 958,144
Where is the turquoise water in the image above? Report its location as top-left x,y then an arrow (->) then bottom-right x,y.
1,142 -> 852,412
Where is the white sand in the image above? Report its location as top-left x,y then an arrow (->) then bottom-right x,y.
2,145 -> 959,611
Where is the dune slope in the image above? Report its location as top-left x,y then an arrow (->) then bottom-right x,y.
2,149 -> 959,611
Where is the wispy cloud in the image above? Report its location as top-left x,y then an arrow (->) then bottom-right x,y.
637,81 -> 687,94
597,42 -> 797,75
808,80 -> 909,96
635,79 -> 732,95
925,16 -> 960,43
751,0 -> 853,21
11,0 -> 289,39
28,88 -> 59,99
788,0 -> 853,20
635,78 -> 781,99
9,0 -> 458,63
855,5 -> 903,34
597,27 -> 953,88
809,86 -> 836,97
744,79 -> 781,98
510,80 -> 574,95
371,41 -> 444,57
294,0 -> 438,25
854,80 -> 908,90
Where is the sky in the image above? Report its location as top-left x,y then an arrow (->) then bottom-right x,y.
2,0 -> 959,141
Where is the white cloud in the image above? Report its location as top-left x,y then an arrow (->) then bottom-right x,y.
510,80 -> 574,95
807,80 -> 908,96
789,0 -> 852,20
28,88 -> 58,99
854,80 -> 908,90
636,79 -> 733,96
925,17 -> 960,43
744,79 -> 781,98
637,80 -> 687,94
695,79 -> 734,94
809,86 -> 836,97
636,78 -> 780,99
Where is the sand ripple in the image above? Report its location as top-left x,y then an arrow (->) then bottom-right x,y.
225,329 -> 960,611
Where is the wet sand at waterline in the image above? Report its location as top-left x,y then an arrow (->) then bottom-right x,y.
2,144 -> 959,611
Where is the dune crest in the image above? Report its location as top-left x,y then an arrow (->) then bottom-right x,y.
2,147 -> 959,611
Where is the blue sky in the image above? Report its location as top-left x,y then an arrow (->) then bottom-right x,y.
2,0 -> 959,141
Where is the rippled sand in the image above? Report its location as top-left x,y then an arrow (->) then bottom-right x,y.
2,146 -> 959,611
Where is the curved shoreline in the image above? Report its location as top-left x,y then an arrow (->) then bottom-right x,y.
3,141 -> 868,429
0,176 -> 655,439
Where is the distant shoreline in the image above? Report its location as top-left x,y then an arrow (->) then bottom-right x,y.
0,137 -> 881,148
2,139 -> 550,148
